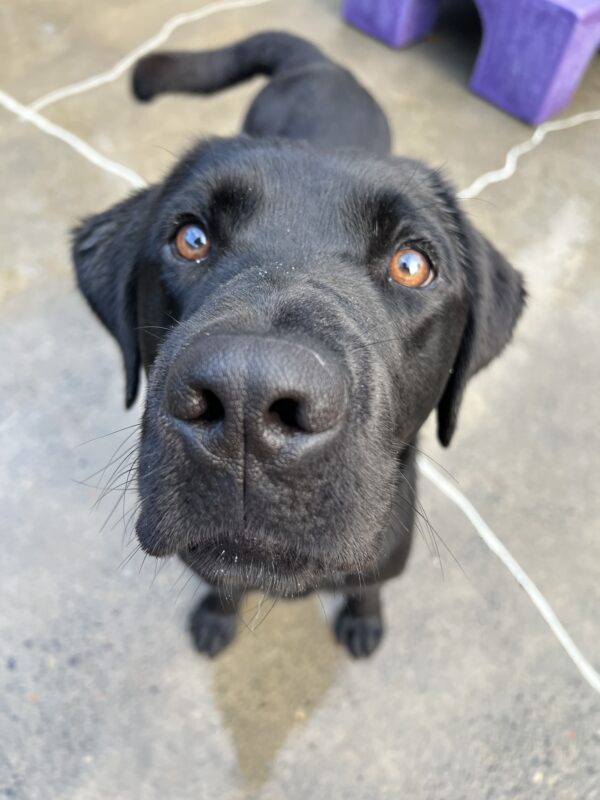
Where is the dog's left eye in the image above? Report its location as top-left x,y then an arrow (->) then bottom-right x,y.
389,248 -> 434,288
174,223 -> 210,262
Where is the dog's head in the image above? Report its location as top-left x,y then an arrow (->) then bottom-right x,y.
73,137 -> 524,593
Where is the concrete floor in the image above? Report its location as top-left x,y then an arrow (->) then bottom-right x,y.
1,1 -> 599,798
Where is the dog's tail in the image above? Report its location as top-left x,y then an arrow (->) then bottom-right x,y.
132,32 -> 329,102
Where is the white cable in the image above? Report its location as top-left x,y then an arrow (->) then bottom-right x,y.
418,455 -> 600,695
453,107 -> 600,695
0,89 -> 146,189
459,109 -> 600,200
28,0 -> 274,113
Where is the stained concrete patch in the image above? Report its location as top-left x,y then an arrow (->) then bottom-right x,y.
214,595 -> 341,790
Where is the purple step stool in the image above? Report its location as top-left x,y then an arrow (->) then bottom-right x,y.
342,0 -> 600,124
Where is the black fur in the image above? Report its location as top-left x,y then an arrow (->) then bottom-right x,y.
73,32 -> 524,658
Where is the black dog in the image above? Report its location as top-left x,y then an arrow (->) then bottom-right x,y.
73,32 -> 524,658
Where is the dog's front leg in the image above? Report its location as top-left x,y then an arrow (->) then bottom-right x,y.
189,587 -> 244,657
334,585 -> 384,658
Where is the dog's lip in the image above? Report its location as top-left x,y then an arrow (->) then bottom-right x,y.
184,536 -> 309,569
183,536 -> 324,595
183,535 -> 370,581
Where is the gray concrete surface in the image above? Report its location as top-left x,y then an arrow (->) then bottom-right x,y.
1,1 -> 599,798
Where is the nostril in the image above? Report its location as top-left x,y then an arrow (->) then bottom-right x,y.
197,389 -> 225,423
178,388 -> 225,424
267,398 -> 306,433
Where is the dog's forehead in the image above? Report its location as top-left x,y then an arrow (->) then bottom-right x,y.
164,137 -> 437,225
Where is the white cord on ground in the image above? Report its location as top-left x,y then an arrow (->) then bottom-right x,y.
28,0 -> 275,113
418,455 -> 600,695
0,89 -> 146,189
459,109 -> 600,200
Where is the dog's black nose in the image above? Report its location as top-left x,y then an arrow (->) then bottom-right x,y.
166,334 -> 346,461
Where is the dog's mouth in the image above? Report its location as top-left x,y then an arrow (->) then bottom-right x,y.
183,536 -> 313,595
178,533 -> 365,596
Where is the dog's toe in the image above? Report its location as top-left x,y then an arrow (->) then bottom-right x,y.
189,597 -> 237,657
334,606 -> 384,658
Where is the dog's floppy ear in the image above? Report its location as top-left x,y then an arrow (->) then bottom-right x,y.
72,187 -> 155,408
433,179 -> 526,446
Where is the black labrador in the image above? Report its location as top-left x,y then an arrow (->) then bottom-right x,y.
73,32 -> 525,658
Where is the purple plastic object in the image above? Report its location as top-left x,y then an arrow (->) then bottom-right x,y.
342,0 -> 600,124
471,0 -> 600,123
341,0 -> 440,47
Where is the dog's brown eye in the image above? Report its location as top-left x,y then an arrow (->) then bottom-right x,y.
389,248 -> 433,288
175,223 -> 210,262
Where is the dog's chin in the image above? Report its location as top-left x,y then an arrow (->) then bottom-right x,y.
136,516 -> 373,596
182,540 -> 334,597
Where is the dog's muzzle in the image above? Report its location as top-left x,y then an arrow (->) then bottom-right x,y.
164,333 -> 347,466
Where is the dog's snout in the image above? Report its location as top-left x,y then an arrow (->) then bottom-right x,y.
166,334 -> 346,460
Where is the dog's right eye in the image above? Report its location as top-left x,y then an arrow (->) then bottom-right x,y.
388,248 -> 433,288
174,223 -> 210,262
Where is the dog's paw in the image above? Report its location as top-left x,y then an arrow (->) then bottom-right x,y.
132,54 -> 173,102
189,596 -> 237,657
334,605 -> 384,658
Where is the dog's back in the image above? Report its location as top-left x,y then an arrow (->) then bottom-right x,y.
132,31 -> 391,154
